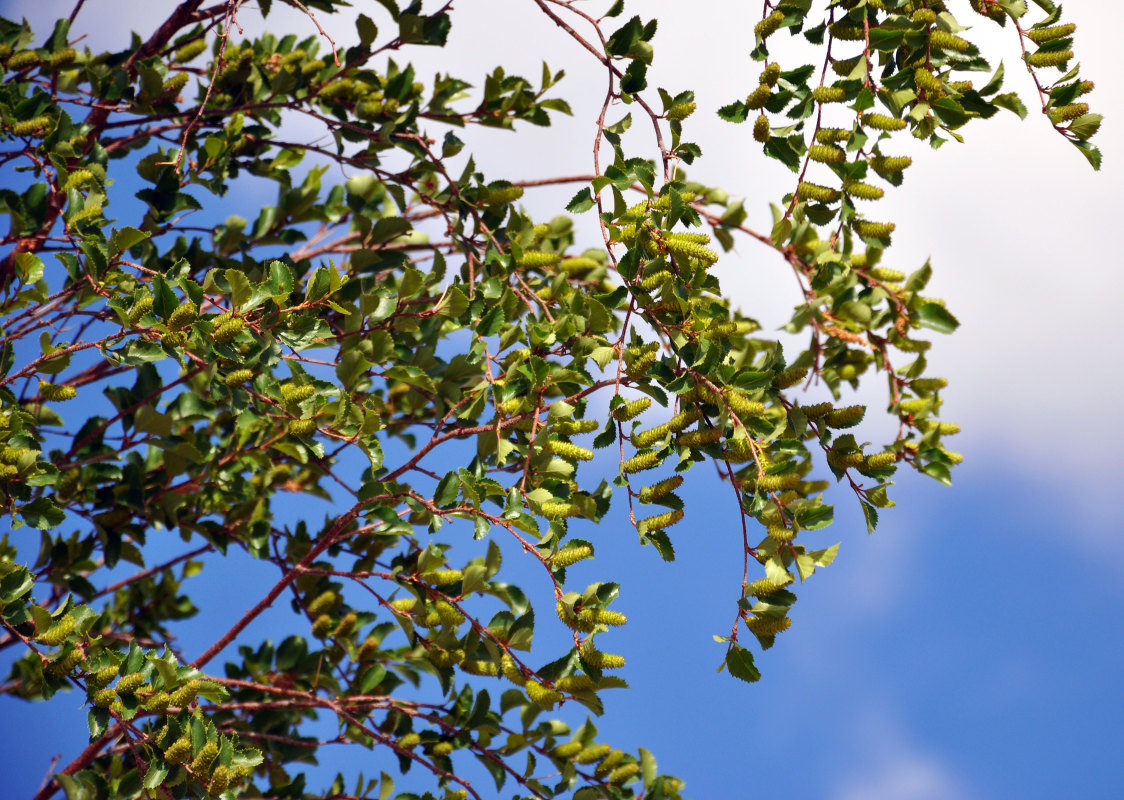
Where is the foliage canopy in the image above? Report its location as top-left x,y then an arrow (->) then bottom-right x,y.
0,1 -> 1100,799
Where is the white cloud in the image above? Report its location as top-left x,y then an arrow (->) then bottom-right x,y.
831,710 -> 973,800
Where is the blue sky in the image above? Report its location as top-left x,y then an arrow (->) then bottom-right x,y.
3,1 -> 1123,798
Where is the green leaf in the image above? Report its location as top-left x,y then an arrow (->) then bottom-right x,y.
725,644 -> 761,683
916,302 -> 960,334
108,226 -> 150,258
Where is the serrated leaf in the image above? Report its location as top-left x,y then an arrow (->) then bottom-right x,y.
725,644 -> 761,683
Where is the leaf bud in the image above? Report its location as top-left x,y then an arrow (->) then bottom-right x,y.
39,381 -> 77,401
755,10 -> 785,39
639,475 -> 683,503
862,112 -> 908,131
753,114 -> 770,142
796,182 -> 839,203
1027,23 -> 1076,44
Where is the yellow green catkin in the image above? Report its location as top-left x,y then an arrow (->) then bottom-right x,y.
1027,24 -> 1076,44
613,397 -> 651,422
761,63 -> 781,87
747,615 -> 793,636
174,39 -> 208,63
863,113 -> 907,131
211,317 -> 245,342
868,267 -> 906,282
844,181 -> 885,201
797,182 -> 839,203
519,250 -> 561,268
753,114 -> 770,142
500,653 -> 525,685
482,185 -> 524,206
637,509 -> 683,533
190,741 -> 219,773
544,440 -> 594,461
460,659 -> 499,677
853,220 -> 896,238
575,743 -> 612,764
639,475 -> 683,503
755,10 -> 784,39
745,84 -> 772,110
677,427 -> 722,447
773,365 -> 808,389
552,741 -> 584,759
167,302 -> 198,329
223,369 -> 254,387
552,545 -> 593,569
929,30 -> 971,51
825,404 -> 865,428
871,155 -> 912,173
666,101 -> 696,121
746,574 -> 794,596
816,127 -> 851,144
808,144 -> 846,164
287,418 -> 317,436
6,51 -> 40,71
280,383 -> 316,403
580,643 -> 626,669
812,86 -> 847,103
36,614 -> 76,646
630,425 -> 669,450
164,736 -> 192,764
49,48 -> 77,68
39,381 -> 77,401
622,450 -> 662,475
526,680 -> 564,708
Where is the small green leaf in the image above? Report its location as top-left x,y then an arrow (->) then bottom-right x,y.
725,644 -> 761,683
